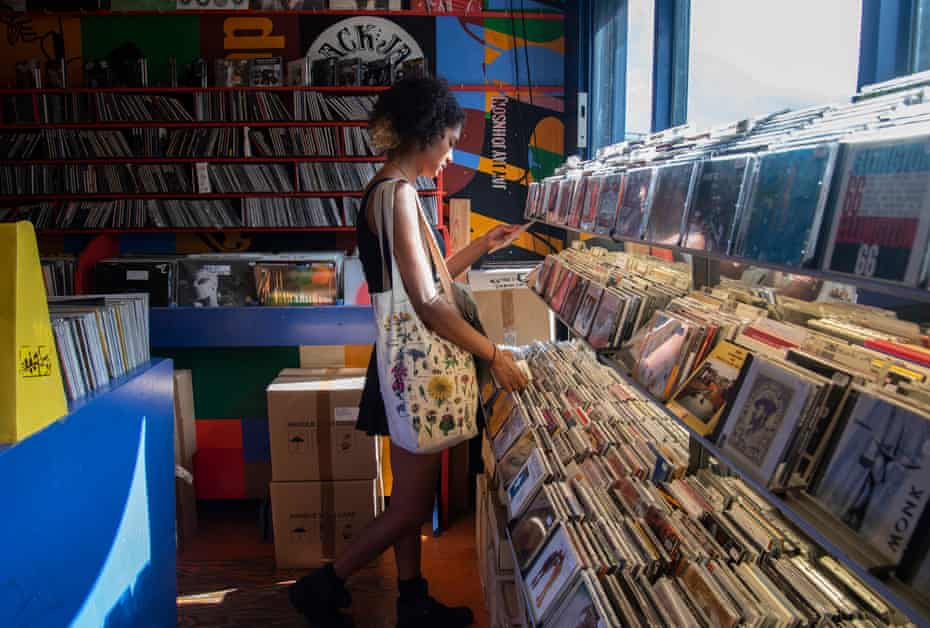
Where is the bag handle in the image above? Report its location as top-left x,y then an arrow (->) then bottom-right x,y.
372,178 -> 456,306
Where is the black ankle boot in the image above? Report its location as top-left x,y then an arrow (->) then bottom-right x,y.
289,563 -> 353,627
396,577 -> 474,628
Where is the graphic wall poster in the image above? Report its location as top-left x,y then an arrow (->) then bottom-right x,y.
0,15 -> 83,87
300,15 -> 436,77
81,16 -> 201,87
200,13 -> 301,67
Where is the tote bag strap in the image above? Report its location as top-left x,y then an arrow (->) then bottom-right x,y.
372,179 -> 456,305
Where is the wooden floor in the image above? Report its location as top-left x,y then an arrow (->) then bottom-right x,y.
177,502 -> 490,628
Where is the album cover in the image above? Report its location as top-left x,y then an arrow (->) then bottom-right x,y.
633,312 -> 693,401
815,387 -> 930,565
559,276 -> 589,326
547,570 -> 614,628
487,392 -> 517,439
95,258 -> 177,307
178,255 -> 260,307
578,175 -> 604,233
525,523 -> 583,623
524,182 -> 541,220
555,178 -> 577,225
498,431 -> 538,488
549,269 -> 578,315
716,356 -> 814,486
735,143 -> 838,267
572,283 -> 604,339
683,155 -> 755,253
567,176 -> 590,229
668,341 -> 750,438
510,487 -> 560,572
492,403 -> 528,461
643,161 -> 701,246
253,261 -> 338,305
614,167 -> 655,240
593,173 -> 625,235
588,289 -> 623,349
507,448 -> 548,521
250,56 -> 283,86
823,133 -> 930,286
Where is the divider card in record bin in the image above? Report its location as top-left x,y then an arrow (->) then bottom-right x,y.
0,222 -> 67,444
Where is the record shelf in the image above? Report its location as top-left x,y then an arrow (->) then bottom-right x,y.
534,217 -> 930,306
525,269 -> 930,627
6,8 -> 565,20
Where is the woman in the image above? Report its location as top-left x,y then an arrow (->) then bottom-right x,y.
289,75 -> 530,627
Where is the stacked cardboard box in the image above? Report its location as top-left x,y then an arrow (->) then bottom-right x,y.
267,371 -> 381,568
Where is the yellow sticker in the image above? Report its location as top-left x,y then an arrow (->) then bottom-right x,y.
19,346 -> 52,378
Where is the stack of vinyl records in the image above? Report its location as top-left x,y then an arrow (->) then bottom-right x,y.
167,128 -> 244,158
248,127 -> 339,157
0,130 -> 133,159
41,255 -> 76,297
194,92 -> 291,122
93,94 -> 192,122
49,293 -> 150,401
208,164 -> 294,193
531,247 -> 691,351
242,197 -> 347,228
483,342 -> 906,627
297,162 -> 378,192
295,93 -> 376,121
4,199 -> 239,230
342,127 -> 376,156
530,74 -> 930,289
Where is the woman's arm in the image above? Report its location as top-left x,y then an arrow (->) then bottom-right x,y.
445,224 -> 526,279
390,183 -> 528,391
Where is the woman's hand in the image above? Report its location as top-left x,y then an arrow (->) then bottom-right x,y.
483,224 -> 527,253
490,348 -> 529,392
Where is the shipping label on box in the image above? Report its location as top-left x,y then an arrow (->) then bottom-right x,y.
271,480 -> 376,569
267,376 -> 377,482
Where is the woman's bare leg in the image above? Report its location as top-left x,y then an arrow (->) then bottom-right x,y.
333,442 -> 440,579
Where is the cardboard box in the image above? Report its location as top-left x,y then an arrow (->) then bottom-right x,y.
173,370 -> 197,469
276,367 -> 368,379
270,480 -> 377,568
468,272 -> 552,346
267,376 -> 377,482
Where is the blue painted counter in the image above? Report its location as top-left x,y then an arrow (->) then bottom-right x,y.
0,359 -> 176,628
150,306 -> 377,347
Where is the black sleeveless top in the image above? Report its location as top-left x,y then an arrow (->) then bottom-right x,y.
354,177 -> 445,436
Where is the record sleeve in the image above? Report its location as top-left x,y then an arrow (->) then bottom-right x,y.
614,167 -> 655,240
643,161 -> 701,246
555,178 -> 577,226
524,523 -> 584,623
716,356 -> 814,487
578,175 -> 604,233
507,448 -> 548,520
492,403 -> 528,461
822,133 -> 930,286
498,430 -> 538,488
94,257 -> 177,307
566,175 -> 590,229
178,255 -> 260,307
668,341 -> 751,438
587,289 -> 624,350
814,386 -> 930,565
633,312 -> 693,401
682,154 -> 755,253
547,570 -> 614,628
735,142 -> 838,267
509,487 -> 560,572
593,173 -> 625,235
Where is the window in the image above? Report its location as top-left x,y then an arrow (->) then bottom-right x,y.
912,0 -> 930,71
687,0 -> 862,130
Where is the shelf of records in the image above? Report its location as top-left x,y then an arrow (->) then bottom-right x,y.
0,126 -> 379,160
55,251 -> 366,307
2,86 -> 380,126
1,2 -> 564,16
0,162 -> 438,196
478,341 -> 929,627
525,71 -> 930,304
47,293 -> 151,403
1,194 -> 439,231
523,249 -> 930,623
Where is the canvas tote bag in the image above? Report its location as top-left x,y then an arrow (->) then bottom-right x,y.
371,180 -> 479,454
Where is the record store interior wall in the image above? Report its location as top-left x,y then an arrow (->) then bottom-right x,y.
1,3 -> 569,262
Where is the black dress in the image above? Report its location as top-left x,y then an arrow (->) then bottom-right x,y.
355,178 -> 445,437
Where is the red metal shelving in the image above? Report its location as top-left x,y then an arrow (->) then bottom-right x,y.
36,226 -> 358,235
0,85 -> 564,95
0,120 -> 369,130
0,156 -> 386,165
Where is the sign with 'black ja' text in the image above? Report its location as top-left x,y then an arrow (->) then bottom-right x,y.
301,15 -> 435,72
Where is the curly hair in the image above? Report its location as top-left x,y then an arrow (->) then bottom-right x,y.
369,75 -> 465,154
